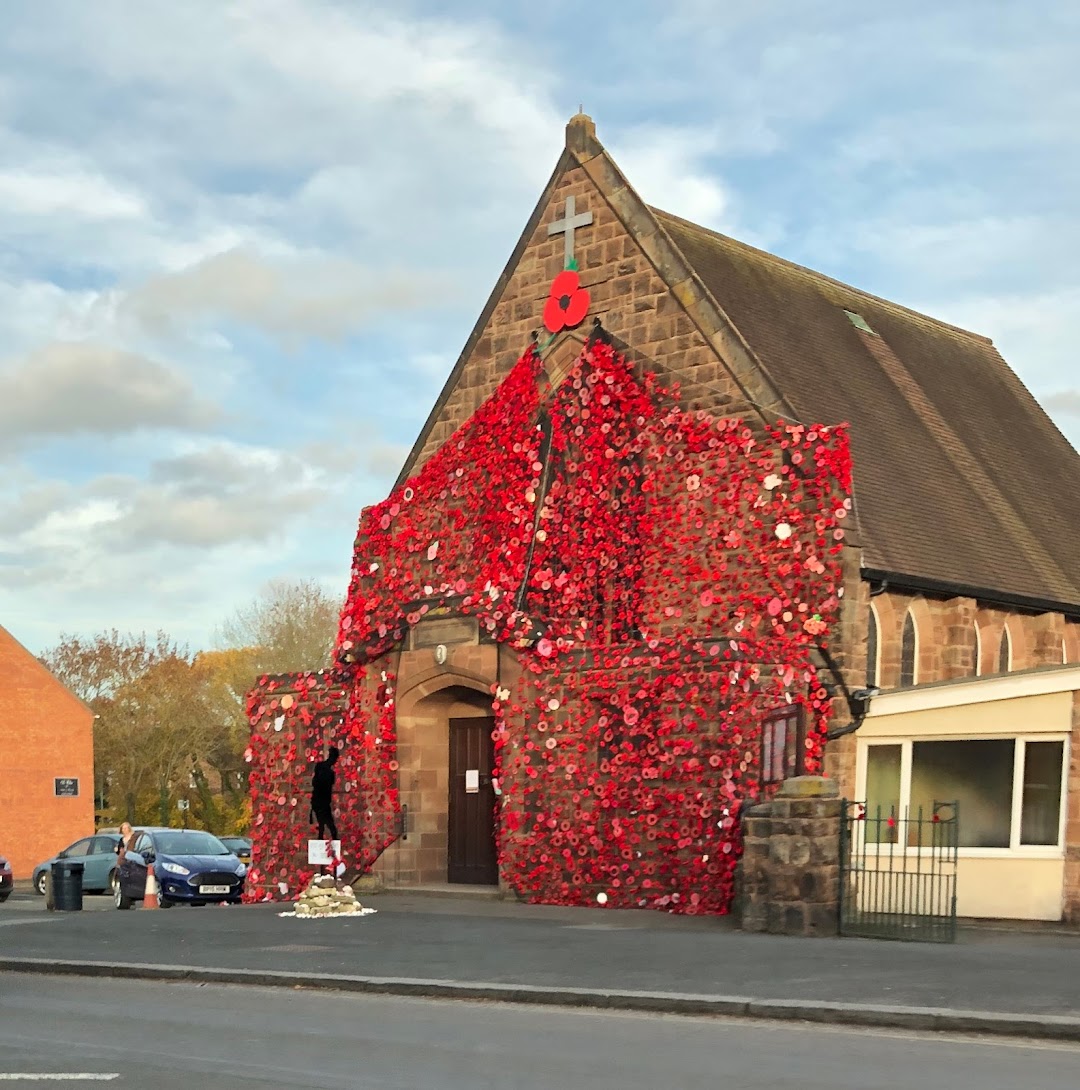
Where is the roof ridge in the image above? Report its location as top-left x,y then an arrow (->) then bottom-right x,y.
650,207 -> 995,346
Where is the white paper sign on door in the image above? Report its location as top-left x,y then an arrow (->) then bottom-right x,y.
465,769 -> 480,793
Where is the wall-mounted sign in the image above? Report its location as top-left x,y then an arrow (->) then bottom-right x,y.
54,777 -> 79,797
465,769 -> 480,794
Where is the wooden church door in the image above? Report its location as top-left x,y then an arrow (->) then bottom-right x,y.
448,717 -> 498,884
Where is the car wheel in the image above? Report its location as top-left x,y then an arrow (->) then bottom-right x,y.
35,872 -> 47,896
109,870 -> 119,895
156,890 -> 174,909
0,892 -> 9,903
114,884 -> 133,910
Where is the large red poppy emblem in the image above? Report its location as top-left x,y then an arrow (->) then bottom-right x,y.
543,269 -> 590,333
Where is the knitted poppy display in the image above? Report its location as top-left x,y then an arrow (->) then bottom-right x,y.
245,337 -> 851,914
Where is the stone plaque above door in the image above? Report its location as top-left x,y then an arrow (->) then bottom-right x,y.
410,615 -> 479,650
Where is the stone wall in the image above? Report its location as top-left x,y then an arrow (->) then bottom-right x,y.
407,157 -> 759,478
863,591 -> 1076,692
372,636 -> 500,887
735,776 -> 842,937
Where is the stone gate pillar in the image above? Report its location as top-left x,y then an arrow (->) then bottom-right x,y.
734,776 -> 842,937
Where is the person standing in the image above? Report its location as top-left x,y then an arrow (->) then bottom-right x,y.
115,821 -> 135,860
310,746 -> 340,842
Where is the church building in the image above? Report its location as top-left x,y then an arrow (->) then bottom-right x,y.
246,115 -> 1080,923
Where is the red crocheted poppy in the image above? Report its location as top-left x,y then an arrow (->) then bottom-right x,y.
543,269 -> 590,333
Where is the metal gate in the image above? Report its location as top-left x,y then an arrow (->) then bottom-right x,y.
839,800 -> 959,943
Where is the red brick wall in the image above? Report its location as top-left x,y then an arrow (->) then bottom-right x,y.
0,625 -> 95,879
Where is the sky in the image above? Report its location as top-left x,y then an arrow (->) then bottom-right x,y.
2,0 -> 1078,656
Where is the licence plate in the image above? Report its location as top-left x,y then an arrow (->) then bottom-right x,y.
199,885 -> 231,895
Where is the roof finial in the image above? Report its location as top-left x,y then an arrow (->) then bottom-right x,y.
565,109 -> 598,154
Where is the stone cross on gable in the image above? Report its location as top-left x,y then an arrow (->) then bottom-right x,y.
547,195 -> 593,268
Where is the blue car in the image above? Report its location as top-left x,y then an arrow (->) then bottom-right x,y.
32,833 -> 122,896
114,828 -> 247,909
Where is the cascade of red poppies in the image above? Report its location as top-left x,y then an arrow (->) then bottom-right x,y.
245,337 -> 851,912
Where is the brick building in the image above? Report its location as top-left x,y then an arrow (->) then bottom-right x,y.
0,623 -> 95,879
248,115 -> 1080,921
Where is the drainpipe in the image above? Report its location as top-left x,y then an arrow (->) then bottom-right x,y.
815,640 -> 880,741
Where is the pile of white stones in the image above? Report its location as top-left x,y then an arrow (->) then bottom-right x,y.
279,874 -> 377,919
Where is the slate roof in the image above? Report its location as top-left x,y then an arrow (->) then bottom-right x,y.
654,210 -> 1080,614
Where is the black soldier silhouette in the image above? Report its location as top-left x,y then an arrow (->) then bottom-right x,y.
309,745 -> 340,842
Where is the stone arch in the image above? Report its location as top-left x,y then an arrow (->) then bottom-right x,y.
379,663 -> 498,887
975,608 -> 1003,677
902,596 -> 937,686
397,665 -> 494,718
869,591 -> 901,688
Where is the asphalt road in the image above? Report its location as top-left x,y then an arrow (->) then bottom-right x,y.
2,887 -> 115,911
1,974 -> 1078,1090
4,888 -> 1080,1018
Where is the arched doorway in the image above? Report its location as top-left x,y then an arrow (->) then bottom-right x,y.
389,676 -> 498,886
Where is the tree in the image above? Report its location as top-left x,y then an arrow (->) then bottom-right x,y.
41,629 -> 177,705
115,653 -> 218,826
40,630 -> 189,821
216,578 -> 342,675
191,647 -> 260,833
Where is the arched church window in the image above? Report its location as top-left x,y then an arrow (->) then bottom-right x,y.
866,606 -> 879,687
899,611 -> 917,687
998,626 -> 1012,673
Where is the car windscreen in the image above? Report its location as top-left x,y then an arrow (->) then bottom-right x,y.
155,833 -> 231,856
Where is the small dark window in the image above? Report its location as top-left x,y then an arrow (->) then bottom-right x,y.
899,611 -> 917,687
998,626 -> 1011,673
866,608 -> 879,687
761,706 -> 805,784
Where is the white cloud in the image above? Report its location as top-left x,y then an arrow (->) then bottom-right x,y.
1045,391 -> 1080,418
115,248 -> 442,344
0,0 -> 1077,654
611,127 -> 732,231
0,165 -> 146,220
0,432 -> 376,652
0,342 -> 220,445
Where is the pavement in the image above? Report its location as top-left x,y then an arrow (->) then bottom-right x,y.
4,974 -> 1079,1090
2,884 -> 1080,1042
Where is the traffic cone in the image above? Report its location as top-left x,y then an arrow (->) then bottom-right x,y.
142,865 -> 159,909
